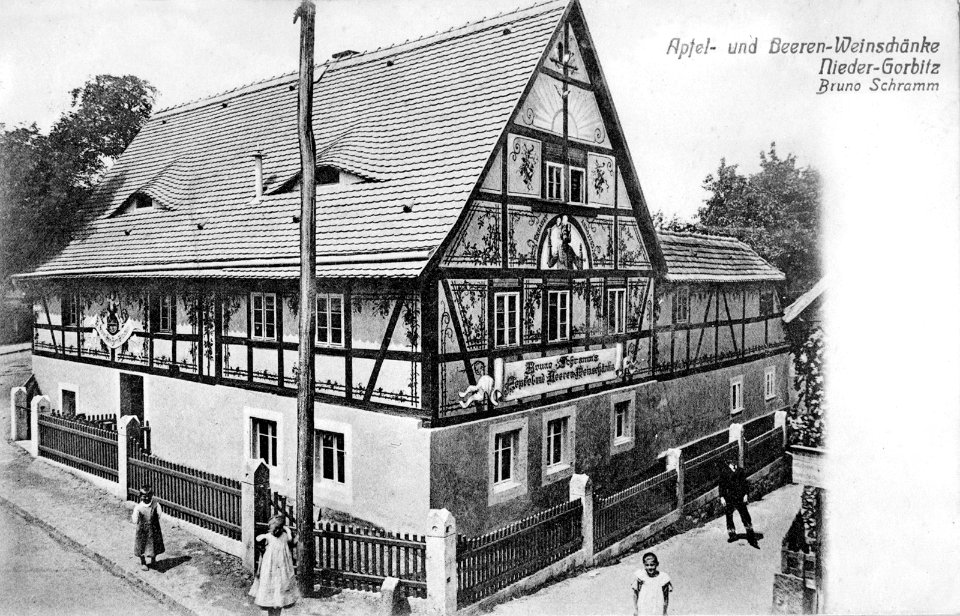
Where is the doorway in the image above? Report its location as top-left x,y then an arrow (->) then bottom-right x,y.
119,373 -> 144,423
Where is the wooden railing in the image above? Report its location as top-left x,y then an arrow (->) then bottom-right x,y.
456,499 -> 583,607
37,412 -> 118,482
314,523 -> 427,598
684,440 -> 739,499
594,469 -> 678,551
127,442 -> 242,540
746,427 -> 785,475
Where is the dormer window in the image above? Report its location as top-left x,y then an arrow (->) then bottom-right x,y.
317,166 -> 339,185
111,192 -> 153,217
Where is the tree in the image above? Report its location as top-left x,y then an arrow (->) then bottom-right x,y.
695,144 -> 822,301
0,75 -> 157,280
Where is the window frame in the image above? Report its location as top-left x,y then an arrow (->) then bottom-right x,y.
59,383 -> 79,417
149,293 -> 173,333
541,406 -> 576,485
673,286 -> 690,325
494,291 -> 521,348
250,417 -> 278,467
607,288 -> 626,334
609,391 -> 636,455
764,366 -> 777,401
730,375 -> 744,415
488,417 -> 528,504
545,162 -> 564,201
547,289 -> 571,342
568,166 -> 586,204
315,293 -> 345,347
317,429 -> 346,484
250,292 -> 277,341
62,293 -> 79,327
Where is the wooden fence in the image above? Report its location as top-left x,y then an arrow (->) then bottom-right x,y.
37,412 -> 118,482
594,469 -> 678,552
746,427 -> 785,475
456,499 -> 583,607
314,523 -> 427,598
127,441 -> 242,540
684,440 -> 739,499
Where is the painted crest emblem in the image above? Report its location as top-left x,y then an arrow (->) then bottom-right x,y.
94,299 -> 136,349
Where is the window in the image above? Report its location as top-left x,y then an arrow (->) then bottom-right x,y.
494,430 -> 519,484
610,392 -> 635,455
61,389 -> 77,416
760,287 -> 775,316
316,293 -> 344,346
672,286 -> 689,324
607,288 -> 626,334
149,294 -> 173,333
62,293 -> 79,327
545,417 -> 569,467
764,366 -> 777,400
251,417 -> 278,466
495,292 -> 520,347
569,167 -> 585,204
251,292 -> 277,340
548,290 -> 570,342
316,430 -> 346,484
545,162 -> 564,201
489,418 -> 528,503
730,376 -> 744,414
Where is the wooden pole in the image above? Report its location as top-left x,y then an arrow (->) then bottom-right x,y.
294,0 -> 317,595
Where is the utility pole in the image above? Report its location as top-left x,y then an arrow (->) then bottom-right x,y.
294,0 -> 317,596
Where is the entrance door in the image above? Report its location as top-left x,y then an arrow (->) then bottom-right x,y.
119,373 -> 144,423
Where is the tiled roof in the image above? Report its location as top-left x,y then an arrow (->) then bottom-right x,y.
657,230 -> 785,283
21,0 -> 569,280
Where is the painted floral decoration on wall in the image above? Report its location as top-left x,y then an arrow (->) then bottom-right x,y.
512,141 -> 537,191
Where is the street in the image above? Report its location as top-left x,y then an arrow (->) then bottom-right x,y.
0,349 -> 179,616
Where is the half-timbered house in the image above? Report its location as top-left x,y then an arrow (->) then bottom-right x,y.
15,0 -> 789,534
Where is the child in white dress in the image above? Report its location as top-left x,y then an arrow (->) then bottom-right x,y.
132,485 -> 164,571
249,514 -> 300,616
633,552 -> 672,616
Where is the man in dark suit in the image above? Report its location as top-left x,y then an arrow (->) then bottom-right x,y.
718,456 -> 760,548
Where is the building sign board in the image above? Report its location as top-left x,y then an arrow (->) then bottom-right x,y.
498,346 -> 621,401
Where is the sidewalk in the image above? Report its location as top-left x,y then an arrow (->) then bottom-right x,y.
0,391 -> 380,615
488,482 -> 803,615
0,342 -> 31,357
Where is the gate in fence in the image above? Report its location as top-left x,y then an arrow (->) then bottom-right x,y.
314,522 -> 427,598
456,499 -> 583,607
37,411 -> 119,482
126,436 -> 242,540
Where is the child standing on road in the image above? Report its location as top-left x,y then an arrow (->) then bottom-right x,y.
633,552 -> 672,616
132,485 -> 164,571
249,514 -> 300,616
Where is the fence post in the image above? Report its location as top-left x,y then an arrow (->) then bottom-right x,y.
242,459 -> 271,573
426,508 -> 457,616
569,473 -> 594,563
10,386 -> 26,441
774,410 -> 788,447
117,416 -> 141,501
27,395 -> 50,458
665,448 -> 683,510
729,422 -> 745,468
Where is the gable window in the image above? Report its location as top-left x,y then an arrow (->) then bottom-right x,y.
149,294 -> 173,333
251,292 -> 277,340
764,366 -> 777,400
547,290 -> 570,342
569,167 -> 585,204
672,286 -> 690,324
316,293 -> 344,346
494,429 -> 519,484
316,430 -> 346,484
251,417 -> 278,466
62,293 -> 80,327
730,375 -> 744,415
607,288 -> 626,334
545,162 -> 564,201
494,292 -> 520,347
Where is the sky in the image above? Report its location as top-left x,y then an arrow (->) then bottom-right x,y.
2,0 -> 960,612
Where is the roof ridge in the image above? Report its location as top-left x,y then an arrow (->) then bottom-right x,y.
657,228 -> 742,242
153,0 -> 567,118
